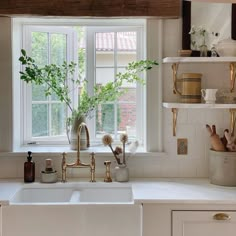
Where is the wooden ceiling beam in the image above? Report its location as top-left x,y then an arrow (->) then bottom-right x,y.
0,0 -> 180,18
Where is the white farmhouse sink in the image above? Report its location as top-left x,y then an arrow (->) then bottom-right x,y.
10,183 -> 133,204
71,187 -> 133,203
6,183 -> 140,236
10,187 -> 74,203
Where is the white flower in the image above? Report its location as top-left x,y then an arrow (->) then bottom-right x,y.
102,134 -> 113,146
128,141 -> 139,154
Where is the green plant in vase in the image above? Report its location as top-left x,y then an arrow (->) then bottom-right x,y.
19,49 -> 158,149
189,25 -> 209,56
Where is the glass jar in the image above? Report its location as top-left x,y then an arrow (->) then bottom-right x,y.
200,44 -> 208,57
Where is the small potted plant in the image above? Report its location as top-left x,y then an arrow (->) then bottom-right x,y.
189,25 -> 209,56
19,49 -> 158,149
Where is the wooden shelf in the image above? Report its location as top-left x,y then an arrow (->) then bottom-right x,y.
163,57 -> 236,64
163,102 -> 236,109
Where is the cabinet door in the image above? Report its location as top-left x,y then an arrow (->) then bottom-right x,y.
172,211 -> 236,236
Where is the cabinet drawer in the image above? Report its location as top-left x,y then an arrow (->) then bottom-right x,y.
172,211 -> 236,236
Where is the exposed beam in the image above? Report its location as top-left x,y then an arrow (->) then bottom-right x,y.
0,0 -> 180,18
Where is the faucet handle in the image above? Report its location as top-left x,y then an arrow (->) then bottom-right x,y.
90,152 -> 96,182
61,152 -> 67,183
104,160 -> 112,182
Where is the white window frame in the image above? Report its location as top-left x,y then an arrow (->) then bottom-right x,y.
0,17 -> 163,153
86,26 -> 145,145
22,25 -> 78,145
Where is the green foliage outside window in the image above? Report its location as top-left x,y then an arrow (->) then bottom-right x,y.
19,47 -> 158,142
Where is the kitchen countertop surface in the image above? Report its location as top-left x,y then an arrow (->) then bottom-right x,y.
1,178 -> 236,206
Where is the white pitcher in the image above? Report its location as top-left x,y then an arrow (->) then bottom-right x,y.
201,89 -> 218,104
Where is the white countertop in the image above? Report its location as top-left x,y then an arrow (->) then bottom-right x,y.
131,178 -> 236,204
1,178 -> 236,206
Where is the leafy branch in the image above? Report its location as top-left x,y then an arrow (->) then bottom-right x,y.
19,49 -> 158,129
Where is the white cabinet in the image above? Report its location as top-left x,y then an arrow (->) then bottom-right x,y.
143,204 -> 236,236
172,211 -> 236,236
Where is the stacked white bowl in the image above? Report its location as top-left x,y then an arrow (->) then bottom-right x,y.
216,38 -> 236,57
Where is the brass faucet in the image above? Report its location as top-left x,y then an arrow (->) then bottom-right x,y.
61,122 -> 96,182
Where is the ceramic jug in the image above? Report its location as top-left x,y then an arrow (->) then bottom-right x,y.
201,89 -> 218,104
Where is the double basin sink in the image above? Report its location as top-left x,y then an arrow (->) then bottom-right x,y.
10,182 -> 134,205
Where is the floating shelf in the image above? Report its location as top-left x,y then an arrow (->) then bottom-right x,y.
163,102 -> 236,109
163,103 -> 236,137
163,57 -> 236,136
163,57 -> 236,64
163,57 -> 236,95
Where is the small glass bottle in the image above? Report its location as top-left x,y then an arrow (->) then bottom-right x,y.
24,151 -> 35,183
200,44 -> 208,57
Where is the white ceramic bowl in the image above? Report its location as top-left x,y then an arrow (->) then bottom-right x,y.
216,39 -> 236,57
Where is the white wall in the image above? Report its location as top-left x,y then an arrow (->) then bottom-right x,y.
0,17 -> 13,152
0,18 -> 231,180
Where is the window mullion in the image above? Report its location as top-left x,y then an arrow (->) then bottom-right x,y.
114,32 -> 118,139
86,28 -> 96,141
48,32 -> 52,136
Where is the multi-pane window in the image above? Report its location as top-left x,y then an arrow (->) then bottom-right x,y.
31,32 -> 67,138
22,24 -> 143,146
95,31 -> 138,140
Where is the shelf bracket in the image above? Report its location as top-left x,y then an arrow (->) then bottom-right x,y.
171,108 -> 178,136
230,62 -> 236,92
229,108 -> 236,136
172,63 -> 180,95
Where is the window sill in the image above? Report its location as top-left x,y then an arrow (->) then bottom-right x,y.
1,145 -> 166,158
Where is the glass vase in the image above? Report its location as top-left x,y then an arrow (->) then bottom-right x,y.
200,44 -> 208,57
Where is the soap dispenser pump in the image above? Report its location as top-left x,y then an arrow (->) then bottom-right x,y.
24,151 -> 35,183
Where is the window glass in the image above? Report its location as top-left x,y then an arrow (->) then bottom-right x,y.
51,33 -> 66,65
117,32 -> 137,66
32,104 -> 48,137
51,103 -> 67,136
30,30 -> 68,138
22,25 -> 142,145
96,32 -> 114,67
95,31 -> 138,140
32,32 -> 48,66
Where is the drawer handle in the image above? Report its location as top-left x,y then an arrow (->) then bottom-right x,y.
213,213 -> 231,221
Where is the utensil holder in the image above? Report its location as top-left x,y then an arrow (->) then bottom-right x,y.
209,149 -> 236,186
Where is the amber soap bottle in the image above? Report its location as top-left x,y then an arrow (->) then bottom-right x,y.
24,151 -> 35,183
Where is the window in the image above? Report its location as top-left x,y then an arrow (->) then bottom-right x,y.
21,22 -> 146,146
87,28 -> 144,144
23,26 -> 78,144
7,18 -> 161,152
